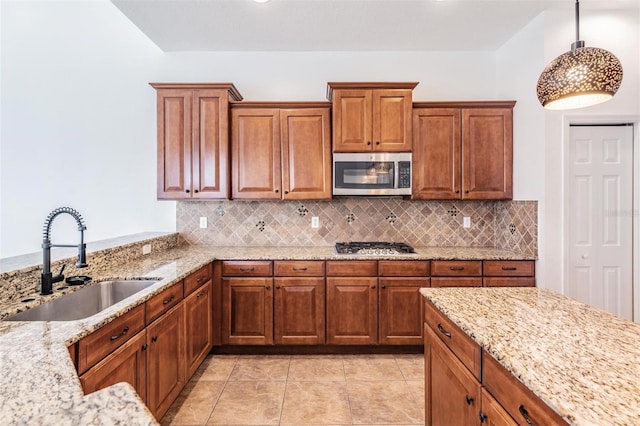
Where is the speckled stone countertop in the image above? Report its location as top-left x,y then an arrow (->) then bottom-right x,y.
419,287 -> 640,426
0,244 -> 532,425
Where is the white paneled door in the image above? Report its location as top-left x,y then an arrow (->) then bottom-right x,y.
567,125 -> 634,320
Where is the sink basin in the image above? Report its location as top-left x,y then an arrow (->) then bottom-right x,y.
5,280 -> 160,321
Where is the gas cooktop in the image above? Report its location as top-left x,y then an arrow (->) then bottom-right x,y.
335,242 -> 416,255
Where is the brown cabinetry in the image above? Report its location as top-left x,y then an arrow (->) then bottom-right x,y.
326,261 -> 378,345
431,260 -> 482,288
412,102 -> 514,200
151,83 -> 242,200
184,279 -> 213,378
231,103 -> 331,200
328,82 -> 417,152
274,261 -> 326,345
483,260 -> 535,287
378,260 -> 429,345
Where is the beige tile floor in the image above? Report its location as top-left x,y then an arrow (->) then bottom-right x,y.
162,353 -> 425,425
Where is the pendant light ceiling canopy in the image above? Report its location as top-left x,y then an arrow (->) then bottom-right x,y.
536,0 -> 623,110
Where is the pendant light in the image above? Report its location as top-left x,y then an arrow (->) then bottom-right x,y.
536,0 -> 623,110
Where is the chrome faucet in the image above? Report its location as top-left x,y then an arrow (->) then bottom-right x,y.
41,207 -> 88,295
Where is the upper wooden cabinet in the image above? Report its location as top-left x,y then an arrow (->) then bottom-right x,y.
151,83 -> 242,200
328,82 -> 417,152
231,102 -> 332,200
412,101 -> 515,200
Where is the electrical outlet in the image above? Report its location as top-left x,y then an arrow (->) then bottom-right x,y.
463,217 -> 471,228
199,217 -> 207,229
142,244 -> 151,255
311,216 -> 320,229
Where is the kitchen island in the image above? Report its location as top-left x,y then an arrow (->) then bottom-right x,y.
421,287 -> 640,426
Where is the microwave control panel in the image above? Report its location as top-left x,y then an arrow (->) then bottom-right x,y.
398,161 -> 411,189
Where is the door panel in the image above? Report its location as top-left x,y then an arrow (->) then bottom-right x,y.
567,125 -> 633,320
194,91 -> 228,198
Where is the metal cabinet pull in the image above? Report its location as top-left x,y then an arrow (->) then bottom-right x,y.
381,284 -> 386,289
502,267 -> 517,271
449,266 -> 465,271
110,326 -> 129,341
240,267 -> 255,272
197,276 -> 207,284
437,323 -> 452,338
519,405 -> 536,426
196,290 -> 206,298
275,285 -> 281,289
163,295 -> 175,305
465,395 -> 474,405
265,285 -> 271,290
292,267 -> 308,271
142,343 -> 148,351
479,412 -> 487,423
152,336 -> 158,342
371,285 -> 376,289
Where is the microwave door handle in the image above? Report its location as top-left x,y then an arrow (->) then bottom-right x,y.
394,164 -> 399,189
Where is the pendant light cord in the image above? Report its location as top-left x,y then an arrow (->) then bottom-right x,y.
571,0 -> 585,50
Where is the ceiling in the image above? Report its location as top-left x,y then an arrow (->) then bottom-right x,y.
111,0 -> 638,52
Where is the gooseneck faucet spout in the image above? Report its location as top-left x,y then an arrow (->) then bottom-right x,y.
41,207 -> 88,295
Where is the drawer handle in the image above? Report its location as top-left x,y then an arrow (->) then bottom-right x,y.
275,285 -> 281,289
152,336 -> 158,342
381,284 -> 386,289
110,326 -> 129,341
292,267 -> 308,271
449,266 -> 465,271
519,405 -> 536,426
163,295 -> 175,305
240,267 -> 255,272
265,285 -> 271,290
465,395 -> 474,405
371,285 -> 376,289
196,290 -> 206,298
479,412 -> 487,423
437,323 -> 452,338
502,267 -> 517,271
142,343 -> 148,351
196,276 -> 207,284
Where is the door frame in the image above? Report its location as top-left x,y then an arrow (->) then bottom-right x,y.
562,115 -> 640,323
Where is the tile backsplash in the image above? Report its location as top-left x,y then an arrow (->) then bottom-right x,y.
177,199 -> 537,257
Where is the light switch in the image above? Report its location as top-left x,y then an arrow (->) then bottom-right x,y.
199,217 -> 207,228
463,217 -> 471,228
311,217 -> 320,228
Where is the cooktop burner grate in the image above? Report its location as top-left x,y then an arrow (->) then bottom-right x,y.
335,241 -> 416,255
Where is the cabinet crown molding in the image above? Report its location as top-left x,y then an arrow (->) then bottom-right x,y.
326,82 -> 419,101
412,100 -> 516,108
149,83 -> 243,101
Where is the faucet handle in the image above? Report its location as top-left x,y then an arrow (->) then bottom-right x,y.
52,263 -> 66,284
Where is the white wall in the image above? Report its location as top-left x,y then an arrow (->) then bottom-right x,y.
1,1 -> 175,258
495,8 -> 640,293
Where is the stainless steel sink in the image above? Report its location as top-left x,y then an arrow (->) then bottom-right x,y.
5,280 -> 160,321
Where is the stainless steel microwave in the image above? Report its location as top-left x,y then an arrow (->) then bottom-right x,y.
333,152 -> 412,196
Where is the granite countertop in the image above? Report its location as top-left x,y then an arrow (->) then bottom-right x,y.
0,244 -> 533,425
419,287 -> 640,426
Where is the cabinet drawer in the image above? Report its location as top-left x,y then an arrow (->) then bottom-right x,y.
274,260 -> 325,276
146,281 -> 184,325
482,352 -> 568,426
77,303 -> 146,374
378,260 -> 430,276
483,261 -> 535,277
326,260 -> 377,276
222,260 -> 273,276
424,299 -> 481,380
483,277 -> 535,287
432,277 -> 482,288
184,263 -> 213,296
432,260 -> 482,276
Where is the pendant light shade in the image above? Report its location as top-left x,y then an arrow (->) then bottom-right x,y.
536,0 -> 623,110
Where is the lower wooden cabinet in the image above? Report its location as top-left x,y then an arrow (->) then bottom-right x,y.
184,280 -> 213,378
147,303 -> 185,419
480,388 -> 518,426
274,277 -> 325,344
79,330 -> 148,402
326,277 -> 378,345
379,278 -> 428,345
222,277 -> 274,345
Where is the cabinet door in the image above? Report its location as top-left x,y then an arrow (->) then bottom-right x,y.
184,281 -> 213,379
274,277 -> 325,344
373,89 -> 413,152
425,324 -> 481,426
192,90 -> 230,199
80,330 -> 147,402
462,108 -> 513,200
231,108 -> 282,199
147,303 -> 185,420
480,389 -> 518,426
332,89 -> 372,152
157,89 -> 193,199
280,108 -> 332,200
412,108 -> 461,199
222,277 -> 274,345
326,277 -> 377,345
379,278 -> 428,345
